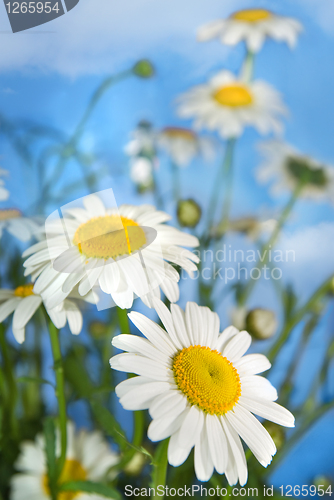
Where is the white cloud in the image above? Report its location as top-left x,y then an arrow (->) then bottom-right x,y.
0,0 -> 245,76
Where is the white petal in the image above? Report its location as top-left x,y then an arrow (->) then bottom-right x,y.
149,390 -> 186,420
12,296 -> 42,330
64,300 -> 83,335
148,409 -> 187,442
128,311 -> 176,355
0,297 -> 21,322
178,405 -> 204,450
110,353 -> 170,381
206,414 -> 228,474
112,335 -> 170,365
238,396 -> 295,427
234,354 -> 271,376
241,375 -> 278,401
222,330 -> 252,362
194,418 -> 214,481
82,194 -> 106,216
221,416 -> 247,486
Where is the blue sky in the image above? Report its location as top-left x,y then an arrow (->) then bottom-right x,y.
1,0 -> 334,488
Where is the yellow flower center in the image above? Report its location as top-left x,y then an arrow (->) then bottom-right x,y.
162,127 -> 196,141
73,215 -> 146,260
213,85 -> 253,107
14,284 -> 34,297
42,459 -> 87,500
0,209 -> 21,220
173,345 -> 241,415
231,8 -> 271,23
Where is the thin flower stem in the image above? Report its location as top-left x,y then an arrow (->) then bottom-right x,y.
47,319 -> 67,478
117,307 -> 131,334
171,160 -> 181,204
241,50 -> 255,82
151,439 -> 169,499
0,324 -> 18,440
204,138 -> 236,243
268,276 -> 332,364
238,182 -> 304,307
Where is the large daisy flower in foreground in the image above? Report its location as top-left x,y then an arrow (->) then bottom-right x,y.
11,422 -> 119,500
177,71 -> 286,139
197,9 -> 302,53
0,209 -> 41,241
257,141 -> 334,203
110,300 -> 294,484
0,284 -> 94,343
157,127 -> 215,168
23,196 -> 199,310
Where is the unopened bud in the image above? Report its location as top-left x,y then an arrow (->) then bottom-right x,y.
133,59 -> 155,78
330,276 -> 334,295
246,308 -> 277,340
177,199 -> 201,228
313,476 -> 332,490
89,321 -> 108,339
124,452 -> 146,475
264,421 -> 285,450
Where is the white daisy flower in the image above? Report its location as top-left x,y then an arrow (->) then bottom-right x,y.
124,120 -> 156,158
257,141 -> 334,203
11,421 -> 119,500
0,284 -> 95,343
157,127 -> 215,168
177,70 -> 286,139
22,196 -> 199,310
0,168 -> 9,201
0,209 -> 41,242
110,300 -> 294,485
197,9 -> 302,53
130,157 -> 154,188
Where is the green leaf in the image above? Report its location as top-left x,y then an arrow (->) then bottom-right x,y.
43,418 -> 57,500
60,480 -> 121,500
17,376 -> 54,387
63,351 -> 94,398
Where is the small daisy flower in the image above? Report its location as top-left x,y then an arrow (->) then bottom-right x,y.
0,208 -> 41,242
177,70 -> 286,139
157,127 -> 215,168
217,216 -> 277,241
197,9 -> 302,53
124,120 -> 156,159
110,300 -> 294,485
257,141 -> 334,203
11,422 -> 119,500
0,284 -> 95,343
130,157 -> 154,190
23,196 -> 199,310
0,168 -> 9,201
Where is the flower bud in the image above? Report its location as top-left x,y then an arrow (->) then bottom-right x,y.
313,476 -> 332,490
263,421 -> 285,450
245,308 -> 277,340
177,199 -> 201,228
124,452 -> 146,475
133,59 -> 155,78
89,321 -> 108,339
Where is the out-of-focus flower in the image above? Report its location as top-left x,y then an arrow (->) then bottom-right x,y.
0,168 -> 9,201
157,127 -> 215,168
0,209 -> 41,242
133,59 -> 155,78
89,320 -> 109,339
23,196 -> 199,310
177,70 -> 286,139
130,157 -> 154,190
11,422 -> 119,500
124,120 -> 156,158
110,299 -> 294,484
257,141 -> 334,203
0,284 -> 95,343
313,476 -> 333,491
215,216 -> 277,241
197,9 -> 302,53
177,199 -> 202,228
245,308 -> 278,340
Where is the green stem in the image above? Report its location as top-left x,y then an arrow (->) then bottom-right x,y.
117,307 -> 130,334
268,277 -> 332,364
205,139 -> 236,242
241,50 -> 255,82
238,182 -> 303,307
151,439 -> 169,499
171,161 -> 181,204
0,324 -> 18,439
47,320 -> 67,478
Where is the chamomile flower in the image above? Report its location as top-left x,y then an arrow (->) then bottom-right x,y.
11,422 -> 119,500
0,209 -> 41,242
23,196 -> 199,310
257,141 -> 334,203
110,300 -> 294,484
177,70 -> 286,139
197,9 -> 302,53
130,157 -> 154,190
0,284 -> 95,343
157,127 -> 215,168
